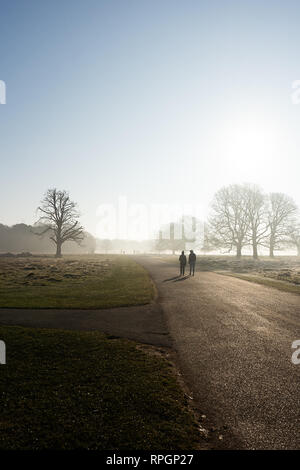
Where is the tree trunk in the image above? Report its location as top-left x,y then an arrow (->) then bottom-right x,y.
55,241 -> 62,258
297,245 -> 300,257
236,244 -> 242,258
269,235 -> 275,258
252,242 -> 258,259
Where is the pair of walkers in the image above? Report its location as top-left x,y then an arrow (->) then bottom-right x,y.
179,250 -> 196,276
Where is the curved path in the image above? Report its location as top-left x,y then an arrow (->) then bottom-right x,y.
0,255 -> 299,449
135,256 -> 300,450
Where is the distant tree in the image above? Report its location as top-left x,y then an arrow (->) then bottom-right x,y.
199,222 -> 215,254
169,221 -> 186,254
36,189 -> 84,257
81,232 -> 97,254
98,239 -> 113,254
244,185 -> 269,259
0,224 -> 10,252
154,224 -> 183,254
267,193 -> 297,257
155,218 -> 192,254
209,184 -> 250,258
154,230 -> 167,254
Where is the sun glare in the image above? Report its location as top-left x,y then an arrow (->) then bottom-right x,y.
221,116 -> 279,175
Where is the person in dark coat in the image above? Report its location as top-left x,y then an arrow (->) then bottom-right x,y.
188,250 -> 196,276
179,250 -> 187,276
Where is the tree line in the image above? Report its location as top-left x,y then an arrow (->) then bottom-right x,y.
0,222 -> 96,255
156,184 -> 300,258
208,184 -> 299,258
1,186 -> 299,258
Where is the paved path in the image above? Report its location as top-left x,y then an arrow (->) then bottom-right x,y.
0,303 -> 171,348
135,256 -> 300,450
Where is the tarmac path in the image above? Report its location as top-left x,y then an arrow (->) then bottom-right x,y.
135,256 -> 300,449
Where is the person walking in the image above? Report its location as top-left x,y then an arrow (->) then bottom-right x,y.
188,249 -> 196,276
179,250 -> 187,276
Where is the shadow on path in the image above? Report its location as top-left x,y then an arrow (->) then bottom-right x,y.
163,275 -> 191,282
163,276 -> 180,282
173,275 -> 190,282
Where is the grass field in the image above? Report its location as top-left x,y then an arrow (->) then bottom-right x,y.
0,255 -> 155,309
0,325 -> 200,450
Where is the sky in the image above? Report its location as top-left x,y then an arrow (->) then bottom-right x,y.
1,0 -> 300,239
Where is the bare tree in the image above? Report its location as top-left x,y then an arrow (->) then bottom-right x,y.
244,185 -> 269,259
198,222 -> 214,254
209,184 -> 250,258
36,189 -> 84,257
267,193 -> 297,257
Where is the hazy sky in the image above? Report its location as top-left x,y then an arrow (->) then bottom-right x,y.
1,0 -> 300,238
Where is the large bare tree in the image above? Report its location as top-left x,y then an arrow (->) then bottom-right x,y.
209,184 -> 250,257
267,193 -> 297,257
36,189 -> 84,257
244,185 -> 269,259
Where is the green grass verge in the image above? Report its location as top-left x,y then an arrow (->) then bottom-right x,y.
219,272 -> 300,295
0,255 -> 155,309
0,325 -> 200,450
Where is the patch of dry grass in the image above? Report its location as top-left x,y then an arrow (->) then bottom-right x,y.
164,254 -> 300,272
259,268 -> 300,285
0,255 -> 155,309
